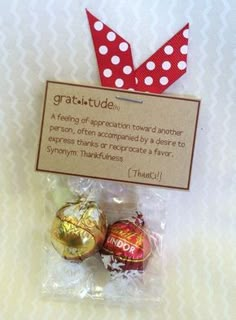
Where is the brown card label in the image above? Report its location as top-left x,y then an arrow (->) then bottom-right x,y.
36,81 -> 200,190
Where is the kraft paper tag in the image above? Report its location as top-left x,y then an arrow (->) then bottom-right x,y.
36,81 -> 200,190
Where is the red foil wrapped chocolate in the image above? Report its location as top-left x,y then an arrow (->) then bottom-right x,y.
100,213 -> 152,272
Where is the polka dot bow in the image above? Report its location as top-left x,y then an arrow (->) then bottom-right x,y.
86,9 -> 189,94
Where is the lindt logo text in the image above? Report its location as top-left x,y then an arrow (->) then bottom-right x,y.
53,94 -> 120,111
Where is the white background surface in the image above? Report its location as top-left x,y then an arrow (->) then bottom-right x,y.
0,0 -> 235,319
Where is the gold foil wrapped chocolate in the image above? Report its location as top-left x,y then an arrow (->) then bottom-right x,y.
51,197 -> 107,261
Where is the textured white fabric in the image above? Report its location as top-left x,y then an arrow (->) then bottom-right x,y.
0,0 -> 235,319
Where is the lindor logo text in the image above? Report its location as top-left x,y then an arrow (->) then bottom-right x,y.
107,236 -> 136,253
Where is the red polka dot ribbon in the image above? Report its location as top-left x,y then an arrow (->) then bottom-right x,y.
86,9 -> 189,94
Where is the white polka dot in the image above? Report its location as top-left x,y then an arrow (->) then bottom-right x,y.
144,76 -> 153,86
119,42 -> 129,52
164,45 -> 174,55
123,65 -> 132,74
99,45 -> 108,55
135,77 -> 138,84
94,21 -> 103,31
146,61 -> 156,71
107,31 -> 116,41
128,88 -> 135,91
115,78 -> 124,88
103,69 -> 112,78
111,55 -> 120,65
162,61 -> 171,70
183,29 -> 189,39
160,77 -> 169,85
178,61 -> 187,70
180,45 -> 188,54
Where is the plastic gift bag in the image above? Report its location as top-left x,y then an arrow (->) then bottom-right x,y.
42,174 -> 166,304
